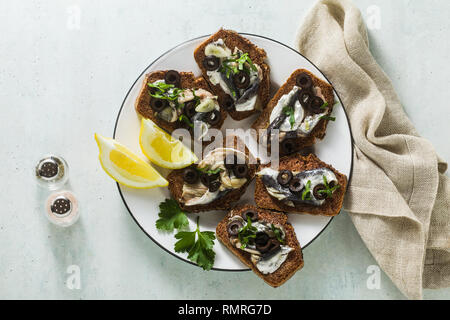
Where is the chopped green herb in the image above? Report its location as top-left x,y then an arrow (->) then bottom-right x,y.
148,82 -> 184,104
191,88 -> 201,105
320,102 -> 329,110
318,175 -> 340,198
238,217 -> 257,249
148,82 -> 174,92
178,115 -> 194,128
271,224 -> 285,244
174,216 -> 216,271
282,106 -> 296,129
155,199 -> 189,232
319,115 -> 336,121
220,52 -> 257,79
235,53 -> 257,72
301,180 -> 312,201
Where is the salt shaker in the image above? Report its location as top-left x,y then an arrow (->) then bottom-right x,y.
35,155 -> 69,190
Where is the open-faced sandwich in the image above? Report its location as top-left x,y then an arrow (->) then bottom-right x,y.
194,29 -> 271,120
135,70 -> 227,140
255,153 -> 347,216
252,69 -> 335,156
167,141 -> 257,212
216,205 -> 304,287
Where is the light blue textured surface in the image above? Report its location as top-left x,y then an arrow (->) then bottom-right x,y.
0,0 -> 448,299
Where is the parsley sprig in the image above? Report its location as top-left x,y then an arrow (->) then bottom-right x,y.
317,175 -> 340,198
301,180 -> 312,201
238,217 -> 257,249
155,199 -> 189,232
282,106 -> 296,129
174,216 -> 216,271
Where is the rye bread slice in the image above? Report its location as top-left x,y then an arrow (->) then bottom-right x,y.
252,69 -> 335,156
135,70 -> 227,134
255,154 -> 347,216
194,29 -> 271,121
216,204 -> 304,287
167,137 -> 258,213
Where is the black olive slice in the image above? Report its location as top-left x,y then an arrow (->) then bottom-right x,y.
289,177 -> 304,193
220,95 -> 235,112
255,232 -> 269,246
298,89 -> 313,108
150,98 -> 168,112
242,209 -> 258,222
164,70 -> 181,87
280,139 -> 295,155
313,184 -> 328,200
183,168 -> 199,184
203,55 -> 220,71
225,154 -> 237,169
206,110 -> 221,126
200,173 -> 210,187
296,72 -> 313,89
277,170 -> 293,186
233,164 -> 248,178
261,239 -> 281,259
227,220 -> 243,236
256,235 -> 272,253
329,181 -> 336,188
233,71 -> 250,89
262,239 -> 281,258
209,180 -> 221,192
309,96 -> 325,114
183,100 -> 197,118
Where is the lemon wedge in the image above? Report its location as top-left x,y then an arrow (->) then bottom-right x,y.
95,133 -> 168,189
139,118 -> 197,169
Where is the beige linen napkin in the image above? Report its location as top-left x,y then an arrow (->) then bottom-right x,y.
295,0 -> 450,299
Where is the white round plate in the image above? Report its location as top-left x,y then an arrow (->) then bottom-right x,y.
114,34 -> 353,271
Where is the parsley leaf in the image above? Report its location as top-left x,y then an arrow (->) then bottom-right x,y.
282,106 -> 296,129
155,199 -> 189,232
238,217 -> 257,249
174,216 -> 216,271
173,230 -> 196,252
301,180 -> 312,201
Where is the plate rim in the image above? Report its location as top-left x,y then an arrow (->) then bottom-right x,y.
113,32 -> 354,272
